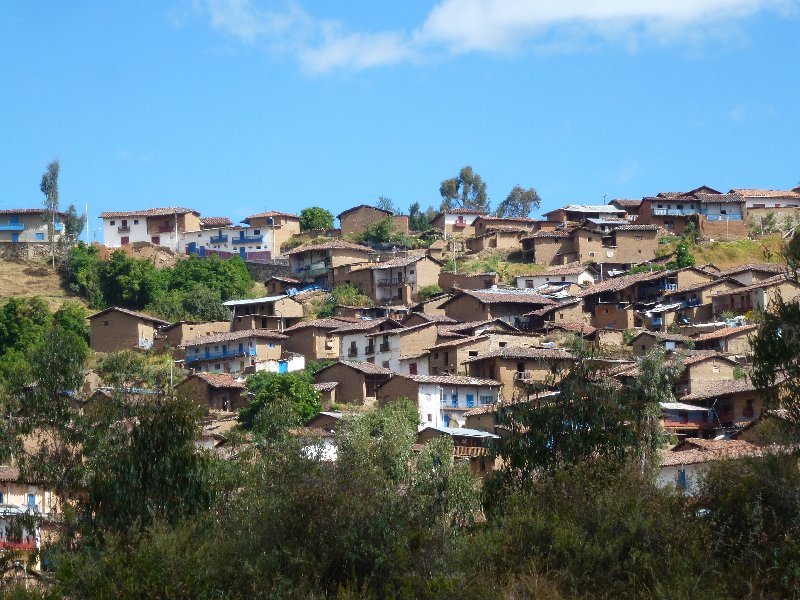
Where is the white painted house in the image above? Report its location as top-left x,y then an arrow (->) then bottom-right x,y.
0,208 -> 64,243
183,224 -> 274,261
99,207 -> 201,249
516,265 -> 596,289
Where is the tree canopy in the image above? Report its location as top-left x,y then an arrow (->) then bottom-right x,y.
439,165 -> 489,213
300,207 -> 334,232
494,185 -> 541,218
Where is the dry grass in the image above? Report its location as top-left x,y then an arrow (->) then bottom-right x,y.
0,258 -> 85,310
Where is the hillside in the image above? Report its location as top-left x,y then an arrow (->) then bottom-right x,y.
0,259 -> 84,310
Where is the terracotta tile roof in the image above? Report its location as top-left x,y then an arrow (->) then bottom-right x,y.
99,207 -> 199,218
680,350 -> 738,366
365,321 -> 436,338
660,438 -> 759,466
243,211 -> 300,221
462,346 -> 574,363
199,217 -> 233,227
662,277 -> 742,297
286,240 -> 373,255
282,317 -> 356,333
693,324 -> 757,342
630,331 -> 693,344
718,263 -> 787,277
0,207 -> 66,216
437,207 -> 488,216
88,306 -> 171,326
523,229 -> 573,239
679,377 -> 770,401
437,319 -> 516,334
0,466 -> 20,482
336,360 -> 394,375
337,204 -> 393,218
185,329 -> 288,346
463,391 -> 561,416
431,335 -> 489,350
475,215 -> 540,224
613,224 -> 659,231
525,298 -> 582,318
545,204 -> 625,215
403,313 -> 457,324
730,188 -> 800,198
405,374 -> 501,386
715,274 -> 794,295
329,318 -> 397,334
610,199 -> 642,208
452,289 -> 557,306
364,255 -> 428,270
577,270 -> 676,297
537,264 -> 592,276
191,372 -> 246,389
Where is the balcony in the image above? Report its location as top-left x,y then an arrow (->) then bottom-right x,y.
233,235 -> 264,244
210,234 -> 228,244
0,223 -> 25,231
364,344 -> 376,355
117,226 -> 130,233
453,221 -> 467,228
714,301 -> 753,314
514,371 -> 533,381
653,208 -> 696,216
703,214 -> 743,221
348,347 -> 358,357
379,342 -> 390,352
295,263 -> 330,277
186,347 -> 257,363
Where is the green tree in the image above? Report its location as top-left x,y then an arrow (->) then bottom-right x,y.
167,254 -> 251,302
64,243 -> 104,307
439,165 -> 489,213
408,201 -> 431,231
40,158 -> 60,267
58,204 -> 87,251
99,250 -> 164,308
376,195 -> 399,214
239,371 -> 322,429
494,185 -> 541,218
53,301 -> 90,343
668,240 -> 695,269
300,207 -> 334,232
317,283 -> 371,318
418,284 -> 443,300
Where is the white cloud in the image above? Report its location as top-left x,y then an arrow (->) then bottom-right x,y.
195,0 -> 797,73
729,104 -> 749,121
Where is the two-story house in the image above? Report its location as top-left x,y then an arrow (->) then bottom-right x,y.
175,372 -> 247,411
241,211 -> 301,255
0,208 -> 64,244
335,318 -> 404,362
364,322 -> 438,374
287,241 -> 373,288
152,320 -> 231,360
225,294 -> 308,331
88,307 -> 171,354
377,374 -> 502,428
99,207 -> 201,249
429,208 -> 487,238
334,255 -> 442,306
542,204 -> 627,223
314,360 -> 394,406
183,224 -> 273,261
337,205 -> 409,236
283,317 -> 357,361
184,329 -> 290,374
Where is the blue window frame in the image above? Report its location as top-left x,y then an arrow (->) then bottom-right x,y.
35,232 -> 45,241
466,394 -> 475,408
27,494 -> 35,507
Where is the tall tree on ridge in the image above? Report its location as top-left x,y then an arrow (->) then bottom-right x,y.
495,185 -> 541,218
439,165 -> 489,213
40,159 -> 60,267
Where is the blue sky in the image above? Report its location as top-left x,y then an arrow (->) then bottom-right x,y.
1,1 -> 799,240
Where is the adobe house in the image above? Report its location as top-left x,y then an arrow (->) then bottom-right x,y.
520,229 -> 577,265
282,317 -> 355,361
409,292 -> 453,316
675,266 -> 720,289
438,271 -> 500,292
693,324 -> 757,357
88,307 -> 171,354
515,265 -> 596,289
241,211 -> 301,255
153,320 -> 231,360
462,346 -> 575,402
415,426 -> 499,479
313,382 -> 338,406
471,216 -> 540,238
637,187 -> 747,239
305,411 -> 363,433
176,372 -> 247,411
336,205 -> 409,236
224,294 -> 306,331
673,352 -> 738,397
314,360 -> 393,406
401,312 -> 457,328
525,299 -> 587,330
466,229 -> 526,253
429,208 -> 487,237
199,217 -> 233,229
428,335 -> 490,376
543,204 -> 627,223
711,274 -> 800,317
578,270 -> 678,326
658,438 -> 760,494
264,276 -> 301,296
0,207 -> 66,244
334,255 -> 442,306
377,374 -> 501,428
436,318 -> 519,340
286,240 -> 373,288
440,288 -> 557,329
628,331 -> 693,357
716,263 -> 787,286
680,378 -> 771,431
609,199 -> 642,221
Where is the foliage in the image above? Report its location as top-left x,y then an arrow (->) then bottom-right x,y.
621,328 -> 637,345
439,165 -> 489,213
376,195 -> 399,214
408,201 -> 432,231
494,185 -> 541,218
300,207 -> 334,232
239,370 -> 321,429
58,204 -> 87,250
40,158 -> 60,267
418,284 -> 443,300
64,246 -> 251,320
667,240 -> 696,269
317,283 -> 371,318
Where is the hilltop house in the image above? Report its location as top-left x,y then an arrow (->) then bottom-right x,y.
242,211 -> 301,254
287,241 -> 373,289
314,360 -> 394,406
175,372 -> 247,411
88,307 -> 170,354
637,187 -> 747,239
184,329 -> 291,374
183,224 -> 274,261
377,374 -> 502,428
0,208 -> 64,244
515,265 -> 597,289
429,208 -> 487,237
99,207 -> 201,249
153,320 -> 231,360
336,205 -> 409,236
542,204 -> 627,223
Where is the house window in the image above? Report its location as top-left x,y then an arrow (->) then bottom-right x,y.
480,395 -> 492,405
409,362 -> 417,375
589,252 -> 595,257
254,230 -> 261,235
36,232 -> 45,241
382,361 -> 390,369
525,280 -> 534,288
561,276 -> 566,282
451,393 -> 458,407
27,494 -> 35,507
103,321 -> 109,326
713,364 -> 720,373
268,342 -> 275,348
134,219 -> 139,224
109,220 -> 115,225
427,414 -> 432,422
635,235 -> 643,241
744,399 -> 755,418
214,363 -> 221,370
0,492 -> 3,503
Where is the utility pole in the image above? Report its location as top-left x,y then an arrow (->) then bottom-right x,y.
85,202 -> 89,243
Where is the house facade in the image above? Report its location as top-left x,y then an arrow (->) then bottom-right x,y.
183,224 -> 274,261
100,207 -> 201,249
314,361 -> 394,406
242,211 -> 301,254
287,241 -> 373,288
184,329 -> 289,374
176,372 -> 247,411
429,208 -> 486,237
88,307 -> 170,354
0,208 -> 64,243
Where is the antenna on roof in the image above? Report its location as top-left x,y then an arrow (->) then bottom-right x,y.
603,193 -> 607,202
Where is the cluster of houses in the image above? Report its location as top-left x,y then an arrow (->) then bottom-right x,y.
3,184 -> 800,571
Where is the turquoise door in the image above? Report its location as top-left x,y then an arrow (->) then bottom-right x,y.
278,361 -> 288,373
11,233 -> 19,243
239,247 -> 247,259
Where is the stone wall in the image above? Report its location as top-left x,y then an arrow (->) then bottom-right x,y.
244,259 -> 291,283
0,242 -> 56,261
699,218 -> 748,241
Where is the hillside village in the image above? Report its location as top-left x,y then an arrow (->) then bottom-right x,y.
2,183 -> 800,590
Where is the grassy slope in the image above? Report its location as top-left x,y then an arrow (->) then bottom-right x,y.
0,258 -> 85,310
